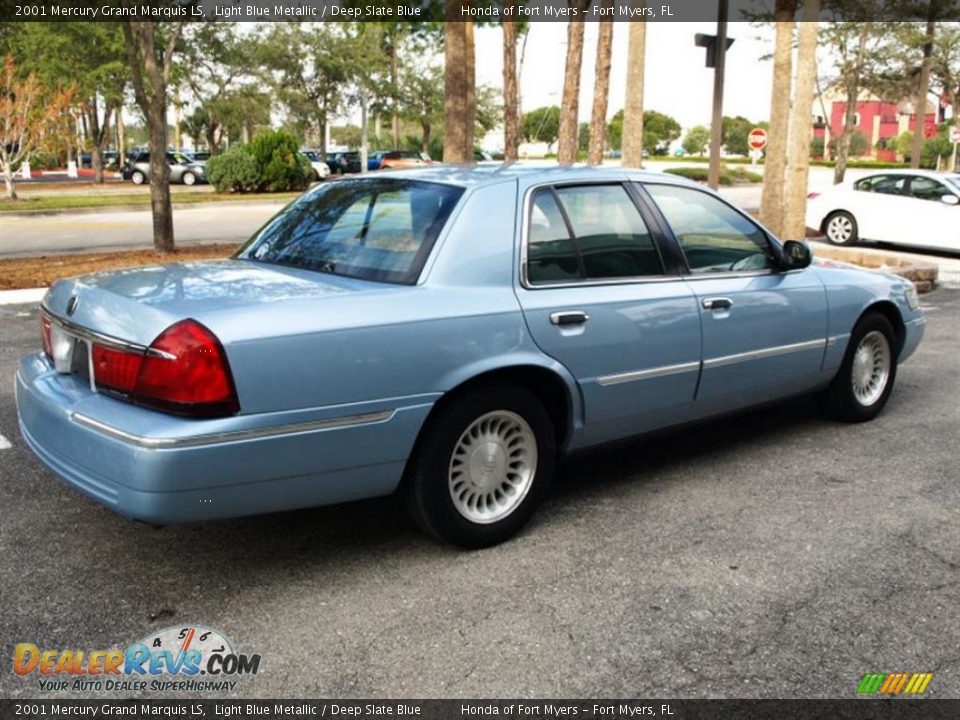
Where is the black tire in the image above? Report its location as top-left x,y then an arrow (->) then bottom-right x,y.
405,384 -> 556,549
823,210 -> 859,246
820,313 -> 898,423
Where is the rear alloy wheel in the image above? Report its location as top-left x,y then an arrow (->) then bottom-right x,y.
821,313 -> 898,422
824,211 -> 858,246
131,171 -> 145,185
406,385 -> 555,548
182,171 -> 196,186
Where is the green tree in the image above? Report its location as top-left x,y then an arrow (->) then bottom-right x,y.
682,125 -> 711,156
8,22 -> 127,183
721,115 -> 757,156
399,61 -> 444,153
520,106 -> 561,150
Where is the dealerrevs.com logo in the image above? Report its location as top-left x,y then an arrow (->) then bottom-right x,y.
13,625 -> 261,693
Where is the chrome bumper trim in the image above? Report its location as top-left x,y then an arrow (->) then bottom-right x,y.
703,338 -> 827,369
70,409 -> 396,449
597,361 -> 700,387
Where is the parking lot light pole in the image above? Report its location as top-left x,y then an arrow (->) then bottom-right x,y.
707,0 -> 729,190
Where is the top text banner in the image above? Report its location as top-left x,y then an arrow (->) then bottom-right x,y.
3,0 -> 958,22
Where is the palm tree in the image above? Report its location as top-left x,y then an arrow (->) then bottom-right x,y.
783,0 -> 820,241
621,18 -> 647,168
443,21 -> 469,162
587,13 -> 614,165
758,0 -> 796,238
502,18 -> 520,162
557,8 -> 588,164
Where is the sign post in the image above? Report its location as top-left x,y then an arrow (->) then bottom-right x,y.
748,128 -> 767,166
950,125 -> 960,172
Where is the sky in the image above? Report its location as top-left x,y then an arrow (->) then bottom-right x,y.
473,21 -> 777,130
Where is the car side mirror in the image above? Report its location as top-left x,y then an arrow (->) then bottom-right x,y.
941,194 -> 959,206
781,240 -> 812,271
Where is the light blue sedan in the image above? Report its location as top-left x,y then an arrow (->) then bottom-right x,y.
16,166 -> 925,547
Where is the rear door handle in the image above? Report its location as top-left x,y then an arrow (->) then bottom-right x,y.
550,311 -> 590,326
702,297 -> 733,310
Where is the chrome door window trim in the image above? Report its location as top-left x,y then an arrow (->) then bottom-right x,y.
70,409 -> 397,449
703,338 -> 826,369
596,361 -> 701,387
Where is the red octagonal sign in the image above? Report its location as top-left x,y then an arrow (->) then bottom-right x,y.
748,128 -> 767,150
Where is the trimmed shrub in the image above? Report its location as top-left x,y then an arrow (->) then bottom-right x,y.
248,129 -> 312,192
206,146 -> 259,193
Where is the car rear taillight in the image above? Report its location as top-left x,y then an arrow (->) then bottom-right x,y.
92,344 -> 142,395
807,192 -> 820,199
132,319 -> 239,417
88,319 -> 238,417
41,316 -> 53,358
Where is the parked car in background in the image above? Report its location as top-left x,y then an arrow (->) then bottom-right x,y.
806,169 -> 960,252
122,151 -> 207,186
377,150 -> 431,170
188,151 -> 211,166
300,150 -> 331,180
475,150 -> 495,162
326,151 -> 362,175
17,167 -> 924,549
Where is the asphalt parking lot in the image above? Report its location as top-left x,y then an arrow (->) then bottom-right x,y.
1,290 -> 958,700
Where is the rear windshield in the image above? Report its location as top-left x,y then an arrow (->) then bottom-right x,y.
235,178 -> 463,284
946,175 -> 960,191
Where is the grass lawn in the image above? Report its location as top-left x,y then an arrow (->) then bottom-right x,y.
0,191 -> 300,213
0,244 -> 240,290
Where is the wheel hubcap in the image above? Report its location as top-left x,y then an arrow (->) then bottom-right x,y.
448,410 -> 537,524
828,216 -> 852,243
851,330 -> 891,406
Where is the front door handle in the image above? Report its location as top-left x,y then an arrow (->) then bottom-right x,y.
550,311 -> 590,326
702,297 -> 733,310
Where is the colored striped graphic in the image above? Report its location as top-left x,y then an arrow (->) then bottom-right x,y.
857,672 -> 933,695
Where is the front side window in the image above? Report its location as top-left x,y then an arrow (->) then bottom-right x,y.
909,176 -> 952,202
236,178 -> 463,284
645,184 -> 776,274
526,184 -> 662,285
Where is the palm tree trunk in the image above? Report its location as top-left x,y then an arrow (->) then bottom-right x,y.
502,18 -> 520,162
911,18 -> 935,169
758,0 -> 795,237
587,15 -> 614,166
783,2 -> 820,241
443,20 -> 468,163
557,16 -> 586,164
465,20 -> 476,159
621,19 -> 646,168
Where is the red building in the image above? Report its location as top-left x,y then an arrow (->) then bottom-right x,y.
813,93 -> 939,161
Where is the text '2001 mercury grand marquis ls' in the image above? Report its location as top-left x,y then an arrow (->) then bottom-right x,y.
16,166 -> 925,547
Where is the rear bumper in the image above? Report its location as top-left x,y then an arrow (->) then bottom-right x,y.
15,353 -> 433,524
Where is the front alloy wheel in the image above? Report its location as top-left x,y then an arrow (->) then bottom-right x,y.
131,171 -> 145,185
182,171 -> 196,186
407,385 -> 555,548
821,313 -> 898,422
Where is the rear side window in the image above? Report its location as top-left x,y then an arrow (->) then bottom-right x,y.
236,178 -> 463,284
526,184 -> 662,285
854,175 -> 907,195
645,184 -> 776,274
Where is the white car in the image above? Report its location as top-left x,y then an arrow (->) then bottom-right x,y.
300,150 -> 331,181
806,169 -> 960,253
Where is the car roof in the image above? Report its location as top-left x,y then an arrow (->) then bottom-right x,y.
353,163 -> 696,189
853,168 -> 958,179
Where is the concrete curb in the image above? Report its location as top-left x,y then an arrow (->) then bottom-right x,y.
810,241 -> 941,293
0,197 -> 292,218
0,288 -> 45,305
